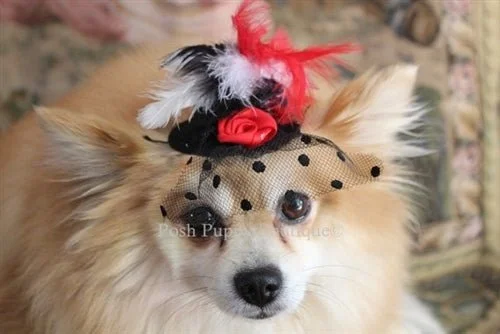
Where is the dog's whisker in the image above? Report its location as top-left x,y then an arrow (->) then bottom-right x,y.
216,253 -> 240,266
288,294 -> 310,333
303,264 -> 369,274
305,287 -> 355,318
297,303 -> 310,334
277,249 -> 296,263
305,282 -> 359,321
303,264 -> 375,278
310,274 -> 365,287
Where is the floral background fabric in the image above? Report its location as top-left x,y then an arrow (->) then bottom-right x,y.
0,0 -> 497,332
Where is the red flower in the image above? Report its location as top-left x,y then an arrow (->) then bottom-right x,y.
217,108 -> 278,148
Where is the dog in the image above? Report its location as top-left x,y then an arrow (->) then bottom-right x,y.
0,42 -> 444,333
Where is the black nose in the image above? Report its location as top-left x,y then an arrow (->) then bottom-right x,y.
234,266 -> 283,307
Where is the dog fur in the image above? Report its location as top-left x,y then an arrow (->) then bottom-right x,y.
0,41 -> 444,333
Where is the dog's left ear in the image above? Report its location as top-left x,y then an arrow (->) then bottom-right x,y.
36,107 -> 143,187
306,65 -> 424,161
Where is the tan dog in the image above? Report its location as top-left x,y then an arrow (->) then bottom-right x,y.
0,42 -> 443,333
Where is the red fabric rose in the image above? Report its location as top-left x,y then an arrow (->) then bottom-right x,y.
217,108 -> 278,148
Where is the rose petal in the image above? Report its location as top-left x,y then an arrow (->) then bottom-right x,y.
217,107 -> 278,147
235,122 -> 257,134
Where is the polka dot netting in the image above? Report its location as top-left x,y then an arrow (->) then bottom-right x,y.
162,132 -> 383,223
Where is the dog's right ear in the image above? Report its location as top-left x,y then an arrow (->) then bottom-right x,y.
305,66 -> 423,161
36,107 -> 143,187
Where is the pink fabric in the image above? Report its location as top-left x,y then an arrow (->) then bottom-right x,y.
46,0 -> 125,41
1,0 -> 125,41
0,0 -> 236,42
0,0 -> 51,24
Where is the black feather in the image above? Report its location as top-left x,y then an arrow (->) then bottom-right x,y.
160,44 -> 287,120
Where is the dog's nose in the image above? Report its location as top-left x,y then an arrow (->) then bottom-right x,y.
233,266 -> 283,307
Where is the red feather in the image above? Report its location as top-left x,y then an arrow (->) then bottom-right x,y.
232,0 -> 359,124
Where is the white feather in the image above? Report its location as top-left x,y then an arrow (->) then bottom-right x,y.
207,47 -> 259,102
137,77 -> 214,129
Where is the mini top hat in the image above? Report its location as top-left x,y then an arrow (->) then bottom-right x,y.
138,0 -> 383,222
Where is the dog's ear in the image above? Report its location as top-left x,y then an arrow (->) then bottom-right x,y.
36,107 -> 143,186
306,65 -> 425,161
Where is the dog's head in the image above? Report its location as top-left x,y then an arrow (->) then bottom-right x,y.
38,65 -> 421,329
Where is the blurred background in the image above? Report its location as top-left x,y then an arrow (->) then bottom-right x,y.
0,0 -> 498,332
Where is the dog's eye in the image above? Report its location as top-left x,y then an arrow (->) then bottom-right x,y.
280,191 -> 311,223
181,206 -> 223,237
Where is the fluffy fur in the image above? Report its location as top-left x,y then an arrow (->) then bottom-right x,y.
0,41 -> 444,333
